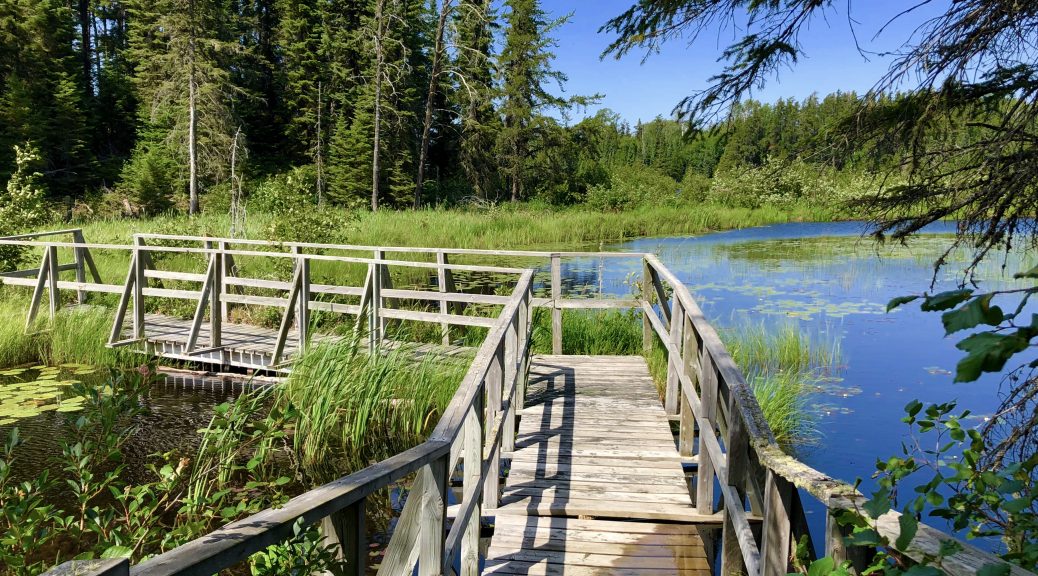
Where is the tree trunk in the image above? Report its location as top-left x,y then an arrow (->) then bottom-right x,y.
78,0 -> 93,98
188,0 -> 199,216
371,0 -> 385,212
316,81 -> 324,206
415,0 -> 451,210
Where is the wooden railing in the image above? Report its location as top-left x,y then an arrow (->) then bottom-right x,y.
1,231 -> 1029,576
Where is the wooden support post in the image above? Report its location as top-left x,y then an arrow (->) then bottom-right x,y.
298,255 -> 310,353
418,455 -> 448,576
368,261 -> 381,352
26,248 -> 50,330
642,259 -> 653,351
271,265 -> 303,366
210,250 -> 223,349
697,351 -> 717,515
679,390 -> 694,458
320,499 -> 366,576
550,253 -> 562,354
46,245 -> 59,320
461,405 -> 483,576
132,244 -> 145,339
721,508 -> 747,576
484,344 -> 504,510
436,251 -> 450,345
185,255 -> 216,353
219,241 -> 231,321
761,470 -> 794,576
826,510 -> 869,574
73,232 -> 87,305
502,313 -> 519,454
108,253 -> 136,345
73,229 -> 102,285
665,298 -> 684,415
376,250 -> 392,337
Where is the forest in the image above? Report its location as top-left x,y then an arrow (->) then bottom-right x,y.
0,0 -> 910,229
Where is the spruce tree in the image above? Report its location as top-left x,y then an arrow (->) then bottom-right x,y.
498,0 -> 594,201
454,0 -> 498,200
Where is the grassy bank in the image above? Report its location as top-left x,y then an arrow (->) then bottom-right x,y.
66,202 -> 840,251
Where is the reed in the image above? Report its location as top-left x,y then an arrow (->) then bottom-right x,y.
276,334 -> 464,482
530,308 -> 642,355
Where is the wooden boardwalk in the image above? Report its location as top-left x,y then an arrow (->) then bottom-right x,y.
485,355 -> 712,575
133,313 -> 474,370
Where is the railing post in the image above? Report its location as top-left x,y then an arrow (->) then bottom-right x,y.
320,498 -> 366,576
723,394 -> 751,576
72,231 -> 86,304
26,248 -> 51,330
218,241 -> 230,321
132,242 -> 145,339
550,253 -> 562,354
418,455 -> 448,576
461,404 -> 484,576
503,312 -> 519,454
642,258 -> 653,352
665,297 -> 684,415
697,351 -> 717,515
761,470 -> 794,576
298,253 -> 310,353
484,343 -> 505,510
368,260 -> 381,352
46,244 -> 59,321
210,247 -> 223,349
436,251 -> 450,345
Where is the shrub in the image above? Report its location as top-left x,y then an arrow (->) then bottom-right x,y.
585,164 -> 678,211
679,168 -> 712,204
0,143 -> 50,270
118,145 -> 179,216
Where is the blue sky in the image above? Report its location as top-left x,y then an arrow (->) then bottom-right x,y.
537,0 -> 950,124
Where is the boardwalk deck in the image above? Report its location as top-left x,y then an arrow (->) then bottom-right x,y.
132,313 -> 474,370
485,355 -> 712,575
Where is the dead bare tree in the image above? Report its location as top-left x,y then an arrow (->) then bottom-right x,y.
414,0 -> 455,209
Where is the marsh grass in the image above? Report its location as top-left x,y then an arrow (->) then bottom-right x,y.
530,308 -> 643,355
277,334 -> 465,482
0,291 -> 139,369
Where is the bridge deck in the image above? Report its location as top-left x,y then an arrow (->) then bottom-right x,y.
131,313 -> 473,370
485,355 -> 712,575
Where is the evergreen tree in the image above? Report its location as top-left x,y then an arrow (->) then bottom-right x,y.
497,0 -> 594,201
454,0 -> 498,200
125,0 -> 244,213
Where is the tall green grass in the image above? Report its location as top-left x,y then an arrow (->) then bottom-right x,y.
277,335 -> 465,482
0,291 -> 139,368
530,308 -> 643,355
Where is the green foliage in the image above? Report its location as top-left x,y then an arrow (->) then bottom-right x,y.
585,164 -> 679,211
818,401 -> 1038,574
0,143 -> 49,271
118,144 -> 178,216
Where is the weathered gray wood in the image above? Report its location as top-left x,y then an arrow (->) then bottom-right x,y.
642,259 -> 653,351
419,456 -> 448,576
483,344 -> 504,510
649,265 -> 672,325
461,406 -> 482,576
697,351 -> 717,515
271,265 -> 303,366
132,245 -> 145,339
73,233 -> 87,304
25,248 -> 50,330
185,256 -> 216,352
665,297 -> 684,415
297,255 -> 310,353
551,253 -> 562,354
320,497 -> 365,576
210,251 -> 223,350
108,253 -> 136,345
47,245 -> 59,320
761,470 -> 793,576
134,440 -> 449,576
44,558 -> 128,576
437,251 -> 451,345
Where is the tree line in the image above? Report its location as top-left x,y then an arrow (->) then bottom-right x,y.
0,0 -> 600,214
0,0 -> 938,216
